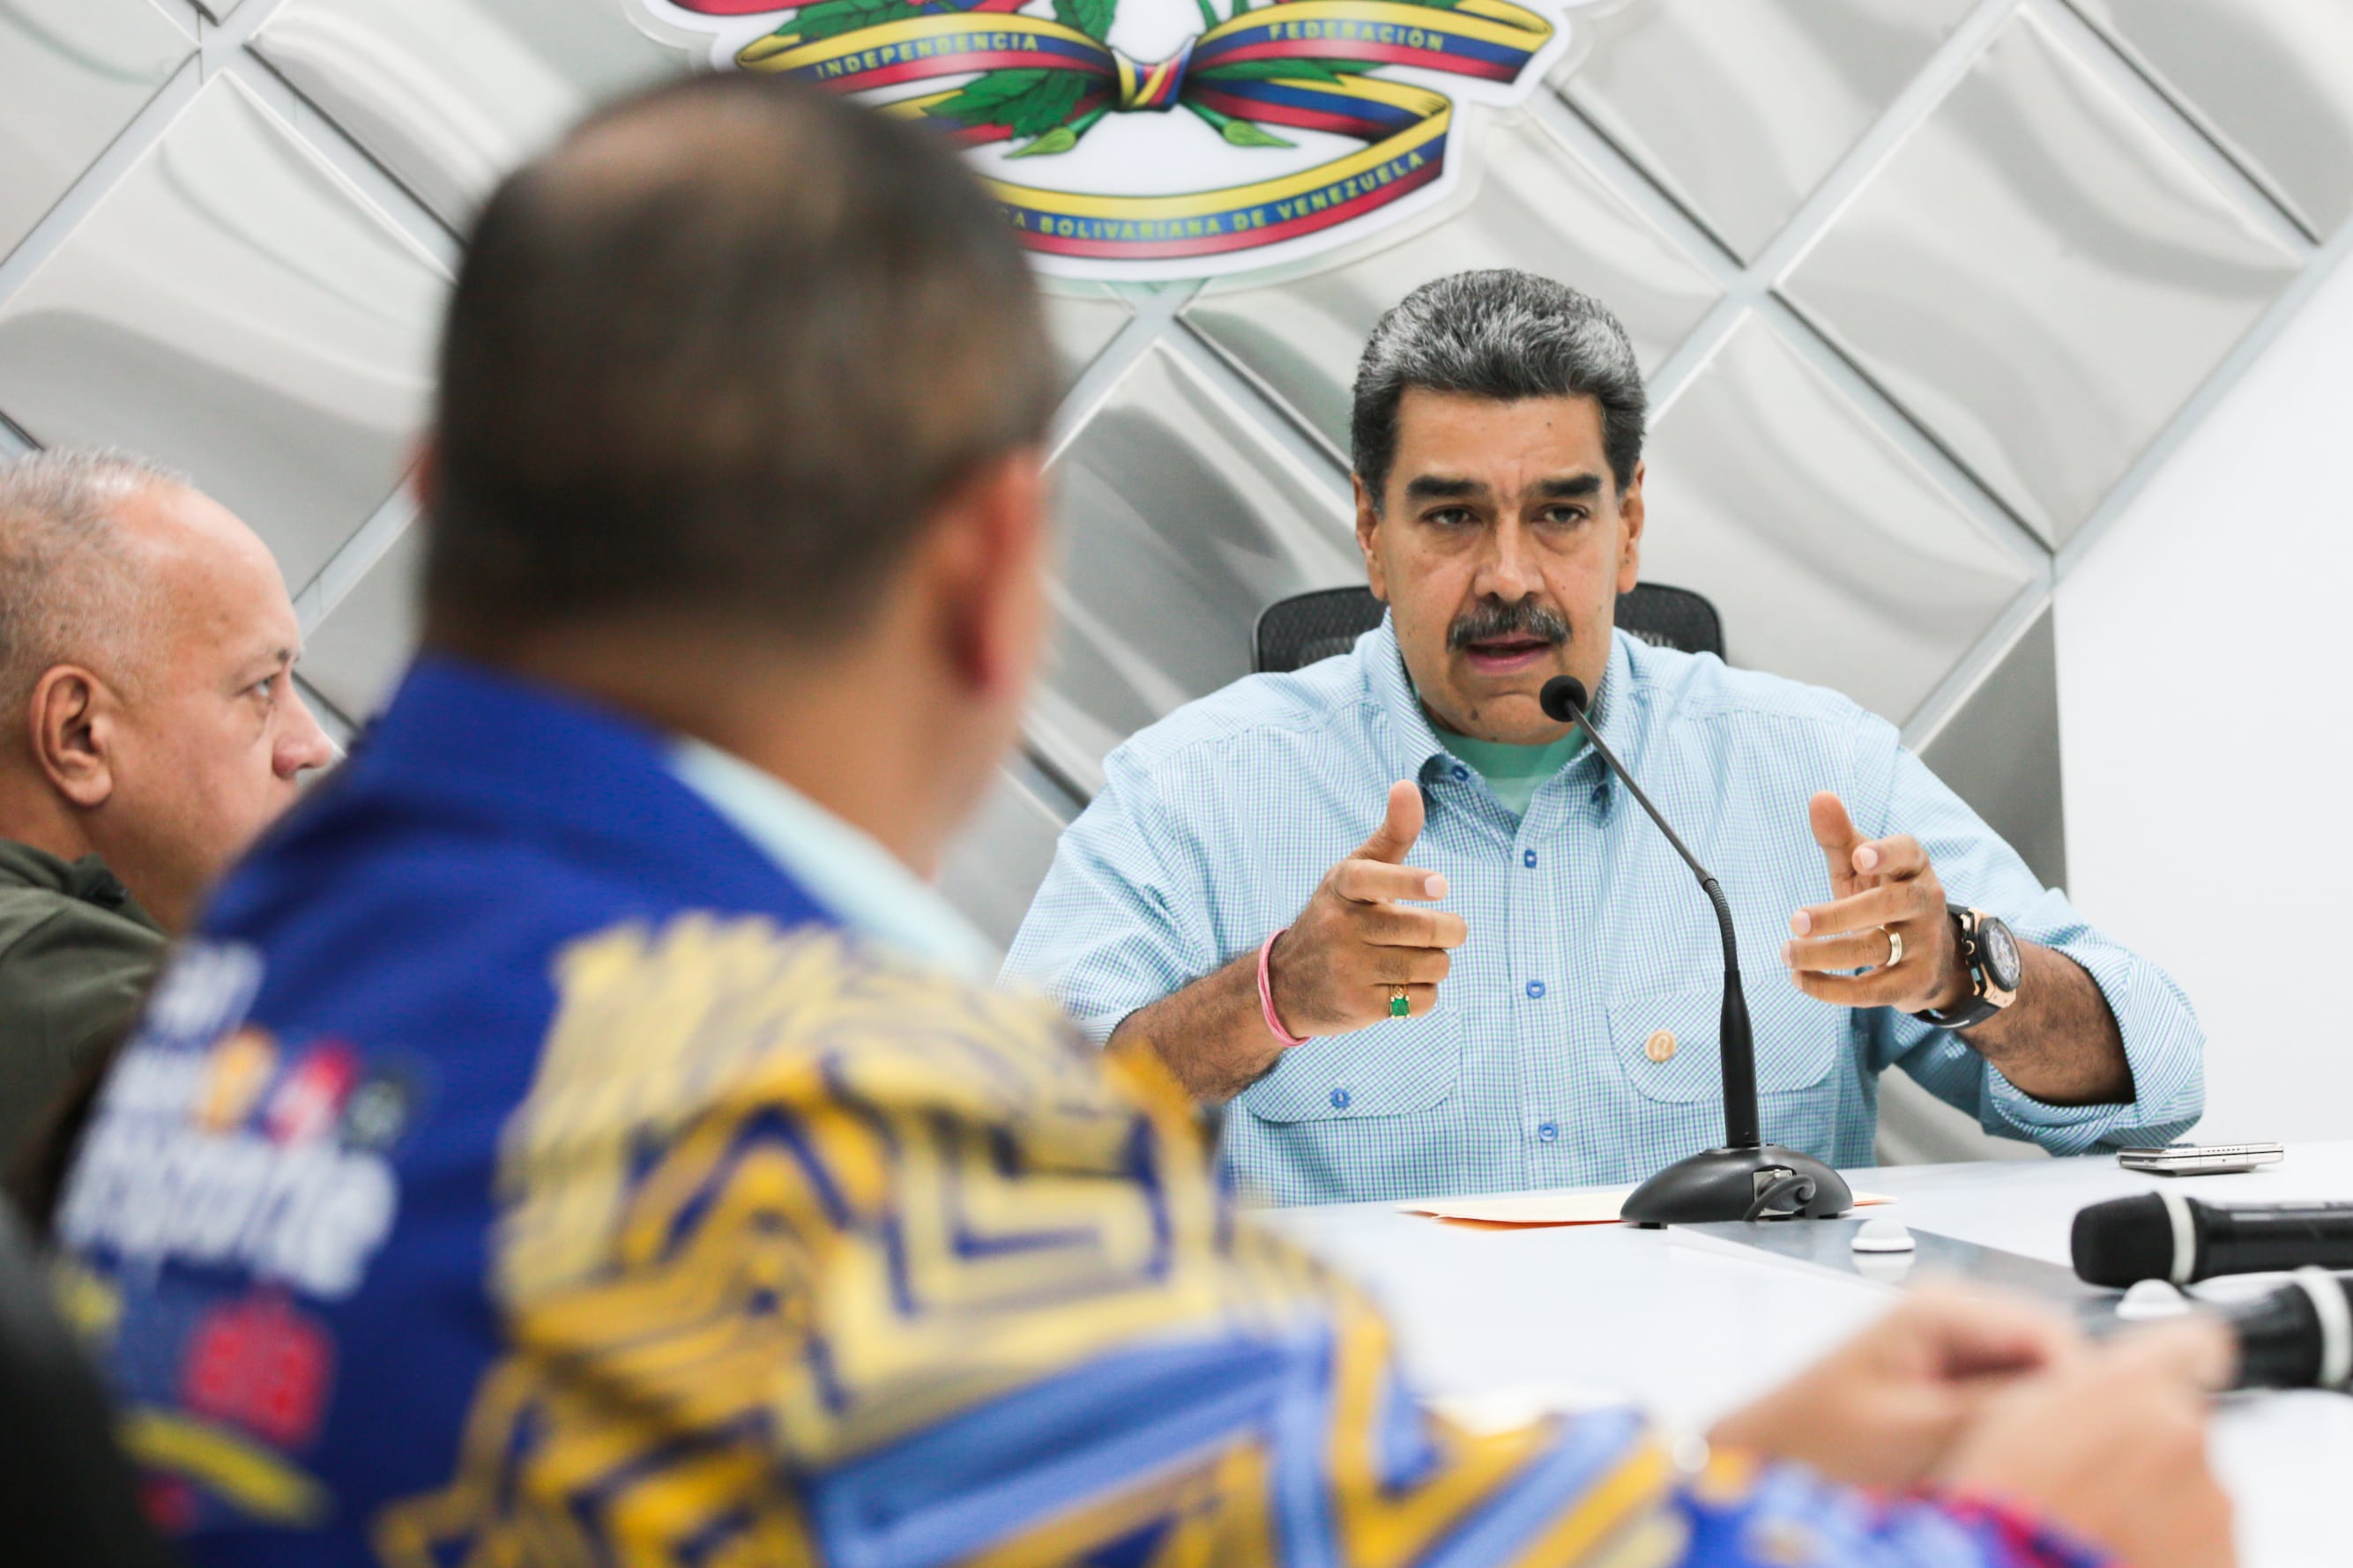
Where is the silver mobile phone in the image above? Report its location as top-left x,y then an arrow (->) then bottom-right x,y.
2117,1141 -> 2285,1176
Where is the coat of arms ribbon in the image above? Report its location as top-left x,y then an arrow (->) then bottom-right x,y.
677,0 -> 1554,262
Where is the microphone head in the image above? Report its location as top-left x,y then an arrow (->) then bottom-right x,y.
1539,676 -> 1589,724
2072,1193 -> 2184,1287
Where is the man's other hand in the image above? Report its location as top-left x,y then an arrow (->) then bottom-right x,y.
1783,791 -> 1972,1014
1940,1316 -> 2237,1568
1706,1286 -> 2077,1490
1267,780 -> 1467,1037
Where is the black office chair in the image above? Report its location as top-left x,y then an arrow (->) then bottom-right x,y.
1254,583 -> 1725,674
0,1200 -> 173,1565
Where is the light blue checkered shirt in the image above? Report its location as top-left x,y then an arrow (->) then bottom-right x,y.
1005,620 -> 2204,1206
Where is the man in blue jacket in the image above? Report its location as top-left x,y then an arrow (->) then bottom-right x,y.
51,73 -> 2233,1568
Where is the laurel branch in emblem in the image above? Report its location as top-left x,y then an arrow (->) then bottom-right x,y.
756,0 -> 1435,157
630,0 -> 1578,275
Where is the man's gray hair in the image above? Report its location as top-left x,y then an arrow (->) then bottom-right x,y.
1351,269 -> 1647,508
0,449 -> 182,712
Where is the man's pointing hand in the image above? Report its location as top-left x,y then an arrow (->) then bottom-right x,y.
1266,780 -> 1467,1039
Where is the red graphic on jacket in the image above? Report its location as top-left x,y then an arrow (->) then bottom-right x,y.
180,1292 -> 335,1449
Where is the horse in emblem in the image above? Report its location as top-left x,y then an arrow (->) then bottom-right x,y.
628,0 -> 1586,278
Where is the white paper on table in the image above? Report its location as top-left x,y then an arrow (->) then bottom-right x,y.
1401,1189 -> 1895,1226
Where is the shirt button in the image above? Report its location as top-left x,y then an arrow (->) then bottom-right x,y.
1329,1087 -> 1351,1110
1451,764 -> 1470,781
1538,1122 -> 1560,1142
1525,979 -> 1545,1000
1646,1029 -> 1678,1064
1523,849 -> 1538,869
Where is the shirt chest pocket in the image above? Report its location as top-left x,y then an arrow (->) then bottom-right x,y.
1237,1009 -> 1464,1124
1607,982 -> 1840,1105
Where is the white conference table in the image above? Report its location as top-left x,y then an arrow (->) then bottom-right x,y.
1253,1141 -> 2353,1568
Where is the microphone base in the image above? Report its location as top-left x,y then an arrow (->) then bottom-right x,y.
1620,1145 -> 1855,1227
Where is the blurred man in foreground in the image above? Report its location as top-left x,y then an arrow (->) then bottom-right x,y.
53,76 -> 2236,1568
0,451 -> 332,1163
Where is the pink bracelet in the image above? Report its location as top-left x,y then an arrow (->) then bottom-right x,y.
1257,927 -> 1309,1048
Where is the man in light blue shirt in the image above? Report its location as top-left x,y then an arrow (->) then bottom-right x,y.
1008,270 -> 2203,1207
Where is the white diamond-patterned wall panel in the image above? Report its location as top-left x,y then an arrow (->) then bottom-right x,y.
1557,0 -> 1976,260
252,0 -> 692,227
1920,607 -> 2064,894
2068,0 -> 2353,240
1637,316 -> 2034,728
1043,286 -> 1133,385
1035,343 -> 1359,797
1780,10 -> 2304,547
0,74 -> 447,588
301,517 -> 421,724
1185,114 -> 1720,457
2,0 -> 2345,1163
0,0 -> 192,263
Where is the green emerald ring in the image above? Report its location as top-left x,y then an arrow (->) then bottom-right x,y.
1389,988 -> 1410,1019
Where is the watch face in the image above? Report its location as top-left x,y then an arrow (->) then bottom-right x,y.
1979,918 -> 2023,992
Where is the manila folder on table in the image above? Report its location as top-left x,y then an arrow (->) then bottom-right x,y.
1402,1188 -> 1893,1227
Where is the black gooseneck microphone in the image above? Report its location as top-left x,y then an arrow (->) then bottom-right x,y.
1539,675 -> 1852,1224
2074,1192 -> 2353,1287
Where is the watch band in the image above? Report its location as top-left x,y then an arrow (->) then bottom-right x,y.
1917,992 -> 2006,1031
1913,905 -> 2006,1031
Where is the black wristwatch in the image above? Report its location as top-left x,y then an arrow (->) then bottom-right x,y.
1913,904 -> 2022,1031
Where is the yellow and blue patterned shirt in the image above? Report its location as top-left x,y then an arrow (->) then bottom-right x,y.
56,658 -> 2102,1568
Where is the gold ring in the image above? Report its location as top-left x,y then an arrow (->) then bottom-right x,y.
1389,986 -> 1410,1019
1882,928 -> 1904,970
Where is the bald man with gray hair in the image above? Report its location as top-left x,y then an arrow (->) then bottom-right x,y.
0,450 -> 334,1160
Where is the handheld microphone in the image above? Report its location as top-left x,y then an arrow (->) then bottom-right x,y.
1538,675 -> 1850,1224
2214,1269 -> 2353,1392
2074,1192 -> 2353,1287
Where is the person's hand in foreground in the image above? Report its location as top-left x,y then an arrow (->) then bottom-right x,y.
1940,1315 -> 2237,1568
1706,1285 -> 2077,1490
1712,1288 -> 2237,1568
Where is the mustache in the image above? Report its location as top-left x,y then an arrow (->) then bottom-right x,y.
1447,598 -> 1572,652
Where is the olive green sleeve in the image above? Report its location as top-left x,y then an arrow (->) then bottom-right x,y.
0,907 -> 165,1163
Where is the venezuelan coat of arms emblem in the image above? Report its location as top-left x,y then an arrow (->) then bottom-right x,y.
625,0 -> 1588,279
